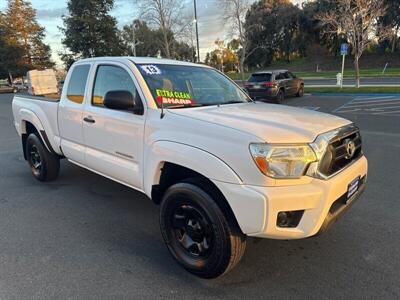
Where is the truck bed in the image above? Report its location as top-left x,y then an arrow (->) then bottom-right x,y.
15,93 -> 60,102
12,94 -> 62,155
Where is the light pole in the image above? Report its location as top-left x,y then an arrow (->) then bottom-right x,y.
131,21 -> 143,57
193,0 -> 200,62
132,22 -> 137,57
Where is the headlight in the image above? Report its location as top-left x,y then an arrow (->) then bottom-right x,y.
249,143 -> 317,178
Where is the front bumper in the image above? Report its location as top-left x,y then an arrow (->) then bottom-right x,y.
213,155 -> 368,239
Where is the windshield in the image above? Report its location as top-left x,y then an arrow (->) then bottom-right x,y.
137,64 -> 251,108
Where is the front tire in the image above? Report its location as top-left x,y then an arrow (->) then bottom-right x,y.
296,85 -> 304,97
160,180 -> 246,278
26,133 -> 60,182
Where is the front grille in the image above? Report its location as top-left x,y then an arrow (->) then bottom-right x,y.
318,128 -> 363,177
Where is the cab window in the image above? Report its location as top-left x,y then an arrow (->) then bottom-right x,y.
92,65 -> 136,107
66,65 -> 90,104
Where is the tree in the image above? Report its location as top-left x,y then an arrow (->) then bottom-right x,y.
0,13 -> 24,79
274,3 -> 306,62
136,0 -> 190,59
205,39 -> 239,72
219,0 -> 251,82
302,0 -> 342,56
1,0 -> 54,77
316,0 -> 390,87
121,20 -> 160,57
379,0 -> 400,52
120,19 -> 196,61
243,0 -> 307,68
60,0 -> 124,67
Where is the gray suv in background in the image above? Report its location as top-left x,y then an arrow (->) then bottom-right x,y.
245,70 -> 304,103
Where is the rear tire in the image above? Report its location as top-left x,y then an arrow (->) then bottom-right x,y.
160,179 -> 246,278
26,133 -> 60,182
276,89 -> 285,104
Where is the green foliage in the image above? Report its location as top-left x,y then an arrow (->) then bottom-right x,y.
305,86 -> 400,94
242,0 -> 308,68
0,0 -> 54,78
378,0 -> 400,53
204,40 -> 238,72
302,0 -> 342,56
60,0 -> 124,67
120,20 -> 196,61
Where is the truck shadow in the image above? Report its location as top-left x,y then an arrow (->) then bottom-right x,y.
52,160 -> 367,295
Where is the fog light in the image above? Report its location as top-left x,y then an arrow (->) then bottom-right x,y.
277,210 -> 305,228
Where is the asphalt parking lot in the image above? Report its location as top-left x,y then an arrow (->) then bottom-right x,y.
1,93 -> 399,299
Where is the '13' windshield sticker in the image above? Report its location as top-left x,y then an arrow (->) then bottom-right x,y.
140,65 -> 162,75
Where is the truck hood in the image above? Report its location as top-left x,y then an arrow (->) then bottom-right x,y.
168,102 -> 351,143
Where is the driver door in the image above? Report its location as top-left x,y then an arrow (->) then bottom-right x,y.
82,62 -> 145,190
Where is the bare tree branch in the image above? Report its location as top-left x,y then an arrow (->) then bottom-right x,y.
135,0 -> 189,58
316,0 -> 390,87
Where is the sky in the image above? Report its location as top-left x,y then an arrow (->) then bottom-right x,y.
0,0 -> 304,67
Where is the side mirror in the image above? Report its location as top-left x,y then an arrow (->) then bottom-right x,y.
103,90 -> 144,114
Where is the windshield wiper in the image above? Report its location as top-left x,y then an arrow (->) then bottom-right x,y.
165,103 -> 204,109
161,103 -> 204,118
218,100 -> 246,105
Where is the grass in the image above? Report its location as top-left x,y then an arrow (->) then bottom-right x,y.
227,68 -> 400,80
297,68 -> 400,78
305,86 -> 400,94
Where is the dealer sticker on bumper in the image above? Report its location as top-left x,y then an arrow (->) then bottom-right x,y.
347,176 -> 360,202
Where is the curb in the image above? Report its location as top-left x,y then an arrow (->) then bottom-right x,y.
310,93 -> 400,97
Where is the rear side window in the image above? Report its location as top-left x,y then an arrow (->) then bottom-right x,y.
275,73 -> 285,80
283,72 -> 292,79
248,73 -> 272,82
92,65 -> 136,107
66,65 -> 90,104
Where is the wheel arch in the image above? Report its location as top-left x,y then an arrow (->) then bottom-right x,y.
151,162 -> 243,234
20,119 -> 58,160
145,141 -> 244,231
144,141 -> 242,198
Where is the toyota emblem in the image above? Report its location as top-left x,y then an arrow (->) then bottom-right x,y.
344,139 -> 356,159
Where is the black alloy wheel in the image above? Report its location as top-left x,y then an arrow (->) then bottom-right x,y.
160,179 -> 246,278
29,144 -> 42,177
26,133 -> 60,181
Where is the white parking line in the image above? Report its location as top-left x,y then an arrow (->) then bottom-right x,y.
352,96 -> 396,101
373,110 -> 400,115
334,96 -> 400,116
343,100 -> 400,107
298,106 -> 320,111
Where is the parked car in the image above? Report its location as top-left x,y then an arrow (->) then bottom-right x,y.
0,83 -> 18,94
245,70 -> 304,103
13,79 -> 28,91
12,57 -> 367,278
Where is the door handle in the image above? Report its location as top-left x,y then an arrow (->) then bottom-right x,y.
83,116 -> 95,124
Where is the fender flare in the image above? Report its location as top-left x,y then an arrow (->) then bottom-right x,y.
143,140 -> 242,197
19,109 -> 56,155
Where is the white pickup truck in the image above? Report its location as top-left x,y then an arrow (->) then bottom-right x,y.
12,57 -> 368,278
